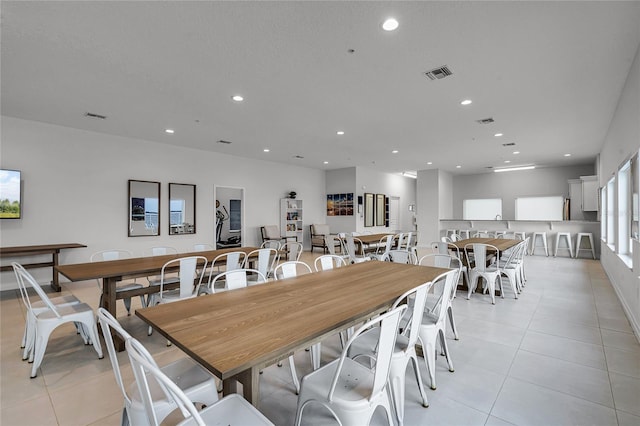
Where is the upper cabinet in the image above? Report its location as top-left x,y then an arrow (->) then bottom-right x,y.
581,175 -> 599,212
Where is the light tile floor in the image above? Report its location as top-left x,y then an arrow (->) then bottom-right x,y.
1,253 -> 639,425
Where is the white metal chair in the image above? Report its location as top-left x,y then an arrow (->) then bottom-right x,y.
314,254 -> 347,271
348,283 -> 432,424
13,262 -> 103,378
260,240 -> 282,250
90,249 -> 145,316
372,234 -> 394,261
246,248 -> 279,280
203,251 -> 247,291
294,305 -> 407,426
498,242 -> 524,296
12,262 -> 82,360
343,234 -> 371,263
418,254 -> 462,340
125,338 -> 273,426
273,261 -> 316,394
464,243 -> 503,304
143,246 -> 180,292
147,256 -> 207,336
384,249 -> 417,264
418,270 -> 457,390
209,268 -> 267,293
97,308 -> 219,426
281,241 -> 303,261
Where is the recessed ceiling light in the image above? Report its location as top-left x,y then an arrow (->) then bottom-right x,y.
231,95 -> 244,102
494,133 -> 503,137
382,18 -> 399,31
165,129 -> 174,134
337,131 -> 345,135
392,150 -> 399,154
263,149 -> 270,152
323,161 -> 329,164
513,151 -> 520,155
427,162 -> 433,165
460,99 -> 472,106
456,165 -> 462,169
564,153 -> 571,157
504,160 -> 511,163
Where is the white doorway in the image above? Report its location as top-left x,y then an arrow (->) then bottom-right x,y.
389,197 -> 400,232
214,186 -> 244,248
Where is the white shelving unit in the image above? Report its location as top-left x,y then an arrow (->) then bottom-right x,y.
280,199 -> 303,243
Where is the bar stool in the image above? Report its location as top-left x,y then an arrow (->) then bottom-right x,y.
554,232 -> 573,257
446,229 -> 457,239
458,230 -> 471,239
575,232 -> 596,259
530,232 -> 548,256
514,231 -> 526,240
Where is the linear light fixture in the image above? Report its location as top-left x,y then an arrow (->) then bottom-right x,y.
402,171 -> 417,179
494,165 -> 535,173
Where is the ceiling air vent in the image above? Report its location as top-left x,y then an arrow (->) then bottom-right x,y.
84,112 -> 107,120
217,140 -> 232,145
485,166 -> 494,169
424,65 -> 453,80
476,117 -> 495,124
502,142 -> 516,147
293,155 -> 304,159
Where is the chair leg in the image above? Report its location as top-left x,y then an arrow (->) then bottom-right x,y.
123,297 -> 132,316
439,329 -> 454,373
447,306 -> 459,340
289,355 -> 300,394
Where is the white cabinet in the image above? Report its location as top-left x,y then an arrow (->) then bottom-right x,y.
581,175 -> 599,212
280,199 -> 303,243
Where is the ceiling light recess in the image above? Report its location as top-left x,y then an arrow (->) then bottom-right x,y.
165,129 -> 174,134
231,95 -> 244,102
382,18 -> 399,31
494,165 -> 535,173
460,99 -> 472,106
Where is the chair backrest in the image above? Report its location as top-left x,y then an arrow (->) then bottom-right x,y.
329,305 -> 407,402
312,224 -> 330,236
160,256 -> 207,298
418,253 -> 453,269
126,338 -> 205,426
273,261 -> 312,279
193,243 -> 214,252
441,236 -> 453,243
260,240 -> 281,250
211,269 -> 266,291
472,231 -> 491,238
392,281 -> 433,355
210,251 -> 246,277
449,233 -> 461,242
282,241 -> 303,261
376,235 -> 394,257
246,248 -> 278,278
90,249 -> 133,262
424,270 -> 458,325
465,243 -> 499,272
325,235 -> 338,255
344,234 -> 366,262
314,254 -> 347,271
96,307 -> 136,411
261,225 -> 281,241
144,246 -> 178,257
12,262 -> 60,317
384,249 -> 416,264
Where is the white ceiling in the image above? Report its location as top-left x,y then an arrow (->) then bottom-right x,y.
2,1 -> 639,175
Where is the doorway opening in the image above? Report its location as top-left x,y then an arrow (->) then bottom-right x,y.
214,186 -> 244,249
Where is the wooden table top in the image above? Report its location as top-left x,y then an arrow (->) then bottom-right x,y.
0,243 -> 86,256
452,238 -> 520,252
55,246 -> 259,281
350,233 -> 394,245
136,261 -> 450,379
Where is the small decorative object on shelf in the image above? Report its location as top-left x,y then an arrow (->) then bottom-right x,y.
288,191 -> 297,199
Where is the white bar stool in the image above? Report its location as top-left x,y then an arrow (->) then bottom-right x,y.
514,231 -> 527,240
446,229 -> 457,239
458,230 -> 471,239
531,232 -> 548,256
575,232 -> 596,259
554,232 -> 573,257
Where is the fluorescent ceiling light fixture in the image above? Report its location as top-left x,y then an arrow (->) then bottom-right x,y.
165,129 -> 174,134
392,150 -> 398,154
494,133 -> 503,137
564,153 -> 571,157
263,149 -> 270,152
382,18 -> 399,31
494,165 -> 536,173
336,131 -> 345,135
402,171 -> 417,179
460,99 -> 472,105
231,95 -> 244,102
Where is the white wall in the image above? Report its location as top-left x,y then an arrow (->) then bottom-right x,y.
598,44 -> 640,337
0,116 -> 325,289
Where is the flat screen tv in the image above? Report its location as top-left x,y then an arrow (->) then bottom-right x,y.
0,169 -> 22,219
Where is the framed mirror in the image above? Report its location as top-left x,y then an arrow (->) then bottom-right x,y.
169,183 -> 196,235
128,180 -> 160,237
376,194 -> 386,226
364,193 -> 374,227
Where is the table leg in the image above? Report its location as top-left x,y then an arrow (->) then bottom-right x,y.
224,368 -> 261,407
51,250 -> 61,292
102,276 -> 126,351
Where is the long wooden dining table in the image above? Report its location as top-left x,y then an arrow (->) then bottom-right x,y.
135,261 -> 449,407
55,246 -> 259,350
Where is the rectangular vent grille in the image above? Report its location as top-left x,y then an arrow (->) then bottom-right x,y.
424,65 -> 453,80
217,140 -> 232,145
502,142 -> 516,147
84,112 -> 107,120
293,155 -> 304,159
476,118 -> 495,124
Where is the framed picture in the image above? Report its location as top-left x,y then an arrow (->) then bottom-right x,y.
364,193 -> 374,227
376,194 -> 386,226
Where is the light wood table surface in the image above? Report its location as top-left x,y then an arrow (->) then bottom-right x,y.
135,261 -> 449,407
56,246 -> 258,350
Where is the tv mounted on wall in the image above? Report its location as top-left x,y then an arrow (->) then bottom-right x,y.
0,169 -> 22,219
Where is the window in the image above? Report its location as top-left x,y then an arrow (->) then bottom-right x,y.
515,196 -> 564,221
618,161 -> 631,255
607,177 -> 616,246
631,155 -> 639,244
601,185 -> 607,242
463,198 -> 502,220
